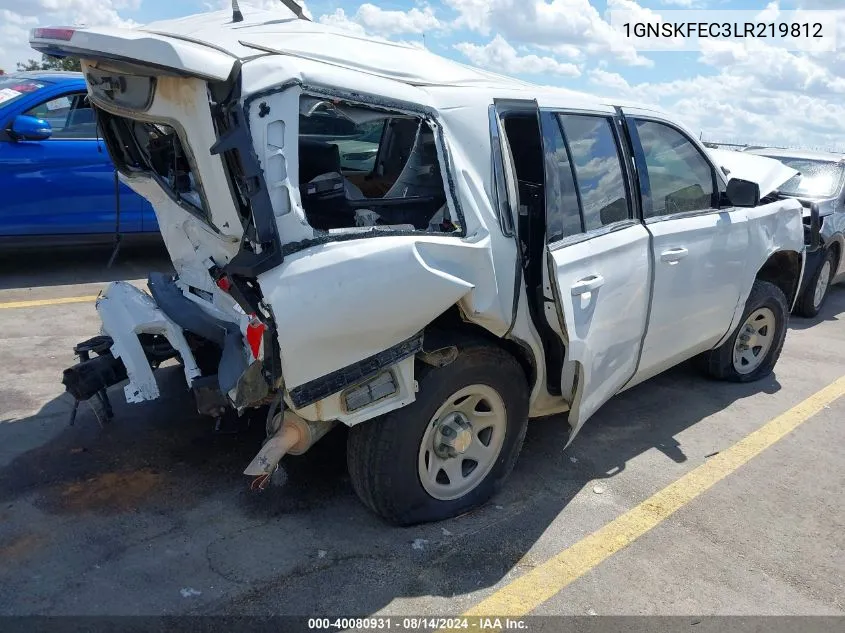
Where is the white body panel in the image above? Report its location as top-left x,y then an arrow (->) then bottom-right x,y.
547,225 -> 651,436
707,148 -> 799,198
96,282 -> 201,403
634,210 -> 750,384
259,236 -> 482,390
30,5 -> 807,443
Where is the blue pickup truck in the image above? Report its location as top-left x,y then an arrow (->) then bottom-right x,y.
0,71 -> 158,246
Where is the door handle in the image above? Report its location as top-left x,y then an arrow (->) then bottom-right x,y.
571,274 -> 605,296
660,247 -> 689,263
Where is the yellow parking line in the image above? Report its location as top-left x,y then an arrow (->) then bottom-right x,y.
0,295 -> 99,310
461,375 -> 845,618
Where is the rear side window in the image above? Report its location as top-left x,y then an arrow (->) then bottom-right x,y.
541,113 -> 582,242
558,114 -> 630,231
633,120 -> 716,218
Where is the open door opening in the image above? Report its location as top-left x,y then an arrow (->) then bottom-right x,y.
499,112 -> 565,396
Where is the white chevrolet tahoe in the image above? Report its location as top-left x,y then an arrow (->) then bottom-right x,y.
33,3 -> 809,525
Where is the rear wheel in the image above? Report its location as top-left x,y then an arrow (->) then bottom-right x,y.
698,280 -> 788,383
346,345 -> 529,525
795,248 -> 836,318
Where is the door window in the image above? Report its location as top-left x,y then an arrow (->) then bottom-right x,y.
542,113 -> 582,242
633,120 -> 716,218
25,93 -> 98,139
558,114 -> 631,231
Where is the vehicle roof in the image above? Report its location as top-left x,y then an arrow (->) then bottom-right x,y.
746,147 -> 845,163
137,5 -> 667,115
4,70 -> 84,84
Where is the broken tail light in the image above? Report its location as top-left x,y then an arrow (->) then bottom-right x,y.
246,315 -> 266,359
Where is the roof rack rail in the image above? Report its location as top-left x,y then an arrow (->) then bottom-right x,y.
278,0 -> 310,21
231,0 -> 310,23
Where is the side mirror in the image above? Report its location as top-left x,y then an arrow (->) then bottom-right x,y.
9,115 -> 52,141
725,178 -> 760,207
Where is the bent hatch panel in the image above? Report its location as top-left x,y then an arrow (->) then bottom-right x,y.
30,26 -> 236,81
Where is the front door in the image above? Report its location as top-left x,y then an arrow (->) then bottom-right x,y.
621,112 -> 750,387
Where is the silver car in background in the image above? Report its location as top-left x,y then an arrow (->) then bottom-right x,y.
745,148 -> 845,316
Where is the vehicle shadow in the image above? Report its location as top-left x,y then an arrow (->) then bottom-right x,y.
0,243 -> 172,291
0,358 -> 782,617
788,285 -> 845,331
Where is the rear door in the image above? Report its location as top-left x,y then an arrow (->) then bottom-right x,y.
538,108 -> 652,435
0,91 -> 142,236
621,110 -> 750,387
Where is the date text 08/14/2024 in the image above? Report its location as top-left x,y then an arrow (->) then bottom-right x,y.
307,617 -> 529,630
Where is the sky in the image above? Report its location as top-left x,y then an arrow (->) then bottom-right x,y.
1,0 -> 844,150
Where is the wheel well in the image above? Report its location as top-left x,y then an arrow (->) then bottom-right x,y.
423,306 -> 537,391
756,250 -> 802,307
829,240 -> 841,269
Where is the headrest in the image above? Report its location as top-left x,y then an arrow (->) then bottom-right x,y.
298,138 -> 341,183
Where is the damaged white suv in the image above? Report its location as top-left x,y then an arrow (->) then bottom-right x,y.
34,3 -> 808,525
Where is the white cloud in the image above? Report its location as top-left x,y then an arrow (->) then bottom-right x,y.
0,0 -> 139,71
698,39 -> 845,95
441,0 -> 490,33
587,68 -> 631,92
587,64 -> 845,151
356,4 -> 441,36
317,8 -> 367,36
455,35 -> 581,77
756,1 -> 780,24
317,3 -> 441,38
444,0 -> 654,67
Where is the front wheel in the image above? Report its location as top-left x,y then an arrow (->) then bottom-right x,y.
795,248 -> 836,318
346,345 -> 529,526
697,280 -> 788,383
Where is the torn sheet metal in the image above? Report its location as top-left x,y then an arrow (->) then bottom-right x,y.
96,282 -> 201,403
707,148 -> 799,198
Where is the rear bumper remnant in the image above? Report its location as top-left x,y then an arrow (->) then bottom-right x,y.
96,280 -> 202,403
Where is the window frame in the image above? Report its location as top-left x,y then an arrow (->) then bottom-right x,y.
541,108 -> 640,249
626,115 -> 722,224
24,90 -> 100,141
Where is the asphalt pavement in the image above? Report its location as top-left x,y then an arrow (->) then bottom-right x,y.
0,247 -> 842,625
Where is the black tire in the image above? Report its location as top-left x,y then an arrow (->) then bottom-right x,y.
697,280 -> 788,383
346,344 -> 529,526
794,248 -> 837,318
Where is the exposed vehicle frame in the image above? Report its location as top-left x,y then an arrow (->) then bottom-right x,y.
33,4 -> 809,525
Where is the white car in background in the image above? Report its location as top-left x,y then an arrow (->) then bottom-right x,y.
35,2 -> 808,525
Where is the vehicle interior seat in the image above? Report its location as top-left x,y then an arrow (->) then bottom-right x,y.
298,138 -> 348,229
298,124 -> 448,232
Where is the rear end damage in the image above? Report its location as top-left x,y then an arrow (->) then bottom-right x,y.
35,15 -> 528,520
31,31 -> 295,483
44,39 -> 445,492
